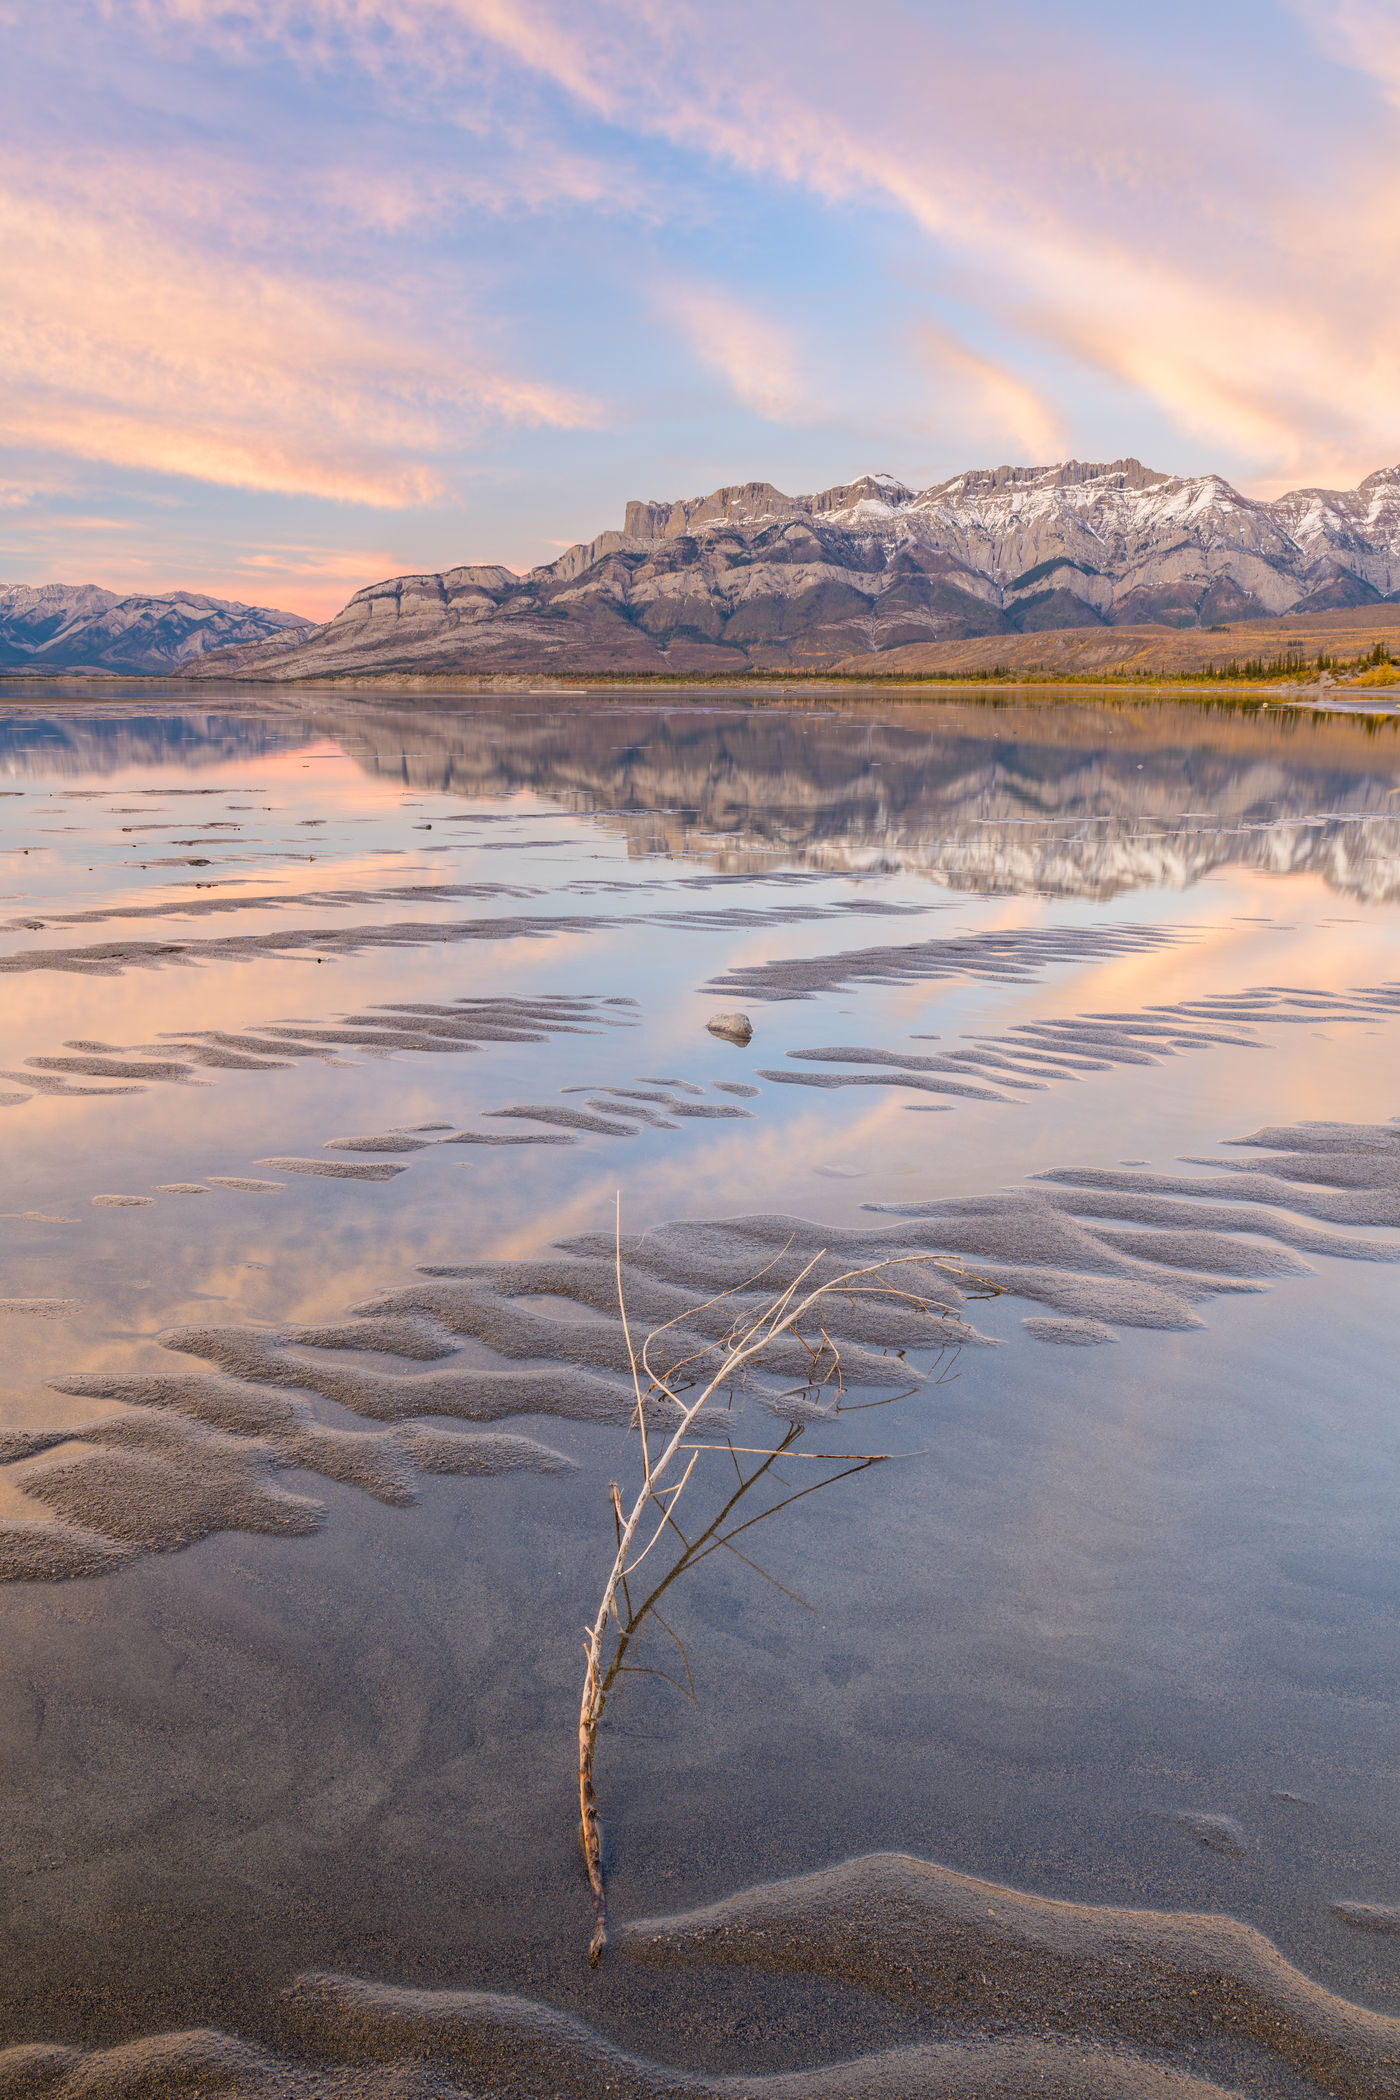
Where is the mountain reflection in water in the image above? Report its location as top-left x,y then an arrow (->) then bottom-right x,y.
2,689 -> 1396,902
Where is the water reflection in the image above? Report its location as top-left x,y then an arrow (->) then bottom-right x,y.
337,697 -> 1400,901
0,709 -> 304,778
2,690 -> 1397,900
1,687 -> 1400,2087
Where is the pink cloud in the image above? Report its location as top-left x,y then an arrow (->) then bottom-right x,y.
0,154 -> 598,505
0,518 -> 401,616
914,323 -> 1065,462
19,0 -> 1400,599
231,0 -> 1400,490
659,282 -> 813,423
1292,0 -> 1400,102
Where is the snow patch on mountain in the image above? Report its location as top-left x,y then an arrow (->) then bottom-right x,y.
0,584 -> 310,674
187,455 -> 1400,682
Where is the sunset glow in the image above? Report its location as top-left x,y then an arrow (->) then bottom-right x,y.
6,0 -> 1400,614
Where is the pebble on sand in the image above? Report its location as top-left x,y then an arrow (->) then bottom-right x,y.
707,1011 -> 754,1045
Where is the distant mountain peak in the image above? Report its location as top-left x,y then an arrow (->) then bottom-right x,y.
0,584 -> 310,675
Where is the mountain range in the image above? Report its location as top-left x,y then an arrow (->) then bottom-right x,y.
181,457 -> 1400,682
0,584 -> 309,675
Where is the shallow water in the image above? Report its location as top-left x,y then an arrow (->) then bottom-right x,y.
0,683 -> 1398,2099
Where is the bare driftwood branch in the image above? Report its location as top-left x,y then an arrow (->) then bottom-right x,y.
577,1199 -> 983,1964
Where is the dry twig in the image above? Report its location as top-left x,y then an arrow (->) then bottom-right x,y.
577,1199 -> 979,1964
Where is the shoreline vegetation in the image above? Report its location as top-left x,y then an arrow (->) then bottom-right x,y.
3,668 -> 1398,708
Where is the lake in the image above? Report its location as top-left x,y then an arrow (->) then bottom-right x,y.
0,683 -> 1397,2100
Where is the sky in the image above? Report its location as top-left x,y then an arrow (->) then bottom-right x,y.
4,0 -> 1400,618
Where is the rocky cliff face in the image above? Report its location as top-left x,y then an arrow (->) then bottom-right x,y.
188,459 -> 1400,682
0,584 -> 310,674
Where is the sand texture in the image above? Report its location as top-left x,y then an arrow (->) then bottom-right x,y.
1030,1186 -> 1400,1260
1022,1317 -> 1118,1345
255,1159 -> 410,1181
439,1131 -> 577,1145
4,1356 -> 575,1577
0,876 -> 545,932
0,896 -> 928,981
279,1970 -> 1251,2099
1040,1168 -> 1400,1231
484,1106 -> 640,1136
1333,1905 -> 1400,1934
7,1412 -> 325,1558
585,1086 -> 755,1122
760,1069 -> 1011,1101
351,1277 -> 915,1387
379,1255 -> 977,1357
621,1851 -> 1400,2099
0,995 -> 634,1109
323,1134 -> 437,1154
2,1071 -> 145,1097
0,1997 -> 1247,2100
707,922 -> 1187,1002
1164,1813 -> 1250,1856
760,984 -> 1400,1124
0,1517 -> 134,1581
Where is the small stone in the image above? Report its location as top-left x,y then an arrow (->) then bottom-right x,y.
707,1010 -> 753,1046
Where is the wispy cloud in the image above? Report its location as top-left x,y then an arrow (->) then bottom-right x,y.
0,498 -> 404,614
0,473 -> 74,510
0,152 -> 596,506
358,0 -> 1400,489
914,323 -> 1065,462
659,282 -> 812,423
1291,0 -> 1400,100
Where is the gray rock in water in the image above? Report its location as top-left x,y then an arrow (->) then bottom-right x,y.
707,1010 -> 753,1046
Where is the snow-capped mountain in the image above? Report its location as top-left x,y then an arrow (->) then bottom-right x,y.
190,457 -> 1400,681
0,584 -> 310,674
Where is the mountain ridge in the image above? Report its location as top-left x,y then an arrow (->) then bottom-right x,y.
168,456 -> 1400,679
0,584 -> 310,675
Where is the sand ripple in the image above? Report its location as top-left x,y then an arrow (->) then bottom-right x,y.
708,922 -> 1187,1002
622,1851 -> 1400,2099
7,1117 -> 1390,1579
0,2002 -> 1240,2100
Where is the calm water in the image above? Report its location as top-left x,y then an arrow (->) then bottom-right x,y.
0,684 -> 1397,2090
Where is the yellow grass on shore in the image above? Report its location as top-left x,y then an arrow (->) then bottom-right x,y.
832,604 -> 1400,683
